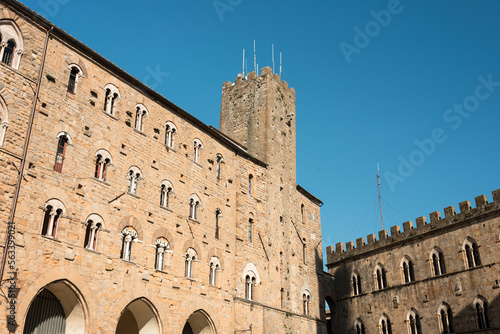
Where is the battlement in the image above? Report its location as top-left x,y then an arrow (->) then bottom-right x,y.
326,189 -> 500,265
222,66 -> 296,97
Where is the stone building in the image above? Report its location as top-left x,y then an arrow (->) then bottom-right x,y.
0,0 -> 330,333
326,190 -> 500,333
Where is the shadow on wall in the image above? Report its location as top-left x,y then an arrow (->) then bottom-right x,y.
326,260 -> 500,333
452,292 -> 500,333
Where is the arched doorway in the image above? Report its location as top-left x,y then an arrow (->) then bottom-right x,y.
116,298 -> 160,334
182,310 -> 216,334
23,281 -> 85,334
325,297 -> 335,334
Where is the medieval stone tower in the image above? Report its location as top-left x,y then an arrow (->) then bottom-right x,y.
219,68 -> 326,333
220,66 -> 297,185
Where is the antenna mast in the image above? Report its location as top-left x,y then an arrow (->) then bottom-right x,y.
280,52 -> 282,77
272,44 -> 275,74
377,163 -> 384,230
253,40 -> 257,73
242,49 -> 245,77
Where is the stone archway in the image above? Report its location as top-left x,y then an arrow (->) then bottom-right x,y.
182,310 -> 216,334
116,298 -> 160,334
23,281 -> 85,334
325,296 -> 335,334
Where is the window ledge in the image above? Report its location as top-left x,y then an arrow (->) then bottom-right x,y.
208,284 -> 221,289
121,259 -> 137,265
126,192 -> 140,199
155,269 -> 169,275
84,248 -> 100,255
41,235 -> 61,243
189,218 -> 200,224
193,161 -> 202,168
103,111 -> 118,120
165,146 -> 176,153
160,206 -> 172,212
133,128 -> 147,136
185,277 -> 197,282
93,178 -> 110,186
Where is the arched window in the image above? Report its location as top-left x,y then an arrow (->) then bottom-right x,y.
54,132 -> 71,173
2,40 -> 15,66
401,256 -> 415,284
0,97 -> 8,147
165,121 -> 177,149
474,297 -> 490,330
463,238 -> 481,269
209,256 -> 221,286
248,218 -> 254,243
134,104 -> 148,132
189,194 -> 201,220
280,288 -> 285,309
154,237 -> 169,271
245,271 -> 257,301
242,264 -> 260,301
301,204 -> 305,224
127,166 -> 142,195
375,265 -> 387,290
193,138 -> 203,163
83,214 -> 103,251
438,303 -> 453,333
94,149 -> 111,182
216,153 -> 223,179
185,247 -> 197,278
0,20 -> 24,69
67,65 -> 82,94
41,199 -> 65,238
431,247 -> 446,276
120,227 -> 138,261
215,208 -> 221,239
160,180 -> 173,208
248,174 -> 254,194
407,309 -> 422,334
103,84 -> 120,115
352,271 -> 362,296
380,314 -> 392,334
354,319 -> 365,334
302,290 -> 311,316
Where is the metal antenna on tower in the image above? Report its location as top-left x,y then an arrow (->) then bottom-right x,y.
272,44 -> 275,74
253,40 -> 257,73
279,52 -> 282,77
377,163 -> 384,230
242,49 -> 245,77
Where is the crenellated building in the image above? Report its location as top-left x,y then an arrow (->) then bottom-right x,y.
325,190 -> 500,334
0,1 -> 330,333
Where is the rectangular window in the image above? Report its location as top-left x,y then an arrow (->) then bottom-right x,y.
248,218 -> 253,243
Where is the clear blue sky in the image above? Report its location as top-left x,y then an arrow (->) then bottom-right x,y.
19,0 -> 500,266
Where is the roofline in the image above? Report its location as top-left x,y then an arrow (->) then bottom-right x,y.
297,185 -> 323,207
3,0 -> 267,167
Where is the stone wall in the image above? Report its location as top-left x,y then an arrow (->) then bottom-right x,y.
326,190 -> 500,333
0,1 -> 327,333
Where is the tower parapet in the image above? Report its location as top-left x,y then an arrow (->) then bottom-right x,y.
326,189 -> 500,265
